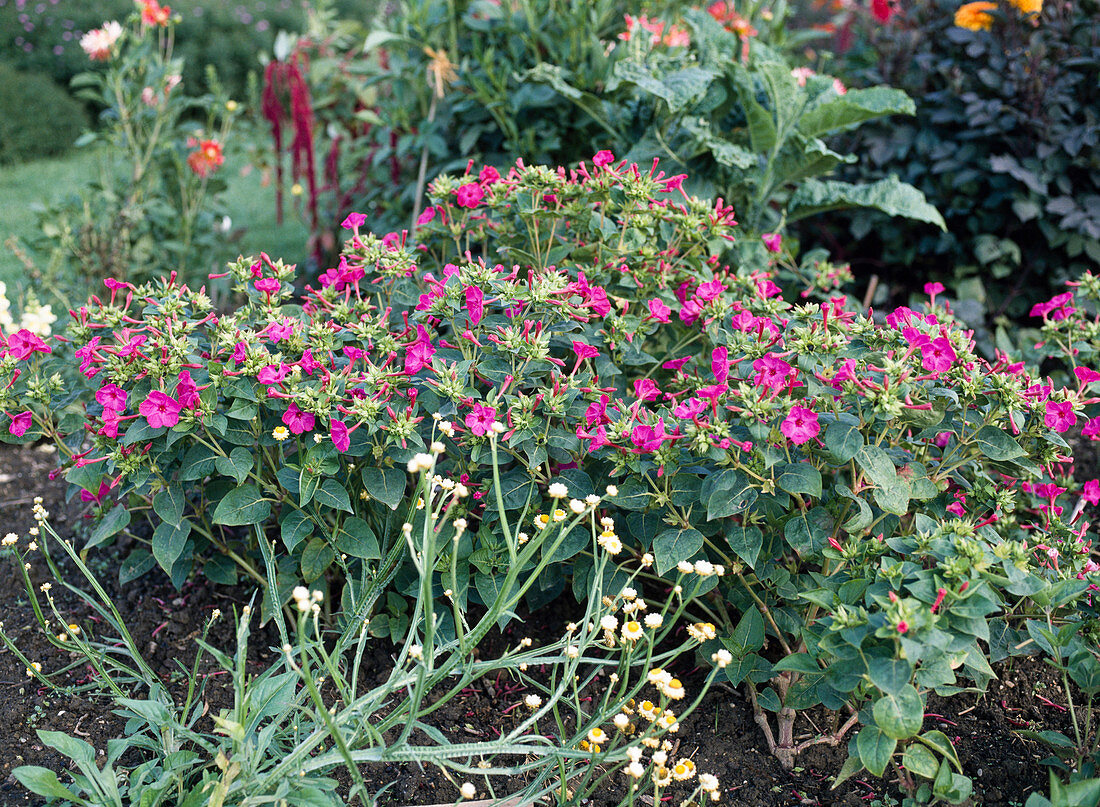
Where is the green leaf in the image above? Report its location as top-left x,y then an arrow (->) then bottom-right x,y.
12,766 -> 76,800
87,504 -> 130,549
334,517 -> 380,560
825,421 -> 864,462
873,477 -> 912,516
152,519 -> 191,573
38,730 -> 95,765
873,684 -> 924,739
729,608 -> 765,654
119,548 -> 156,585
776,463 -> 822,497
798,86 -> 914,138
314,478 -> 352,513
856,444 -> 897,489
179,444 -> 218,481
212,484 -> 271,527
787,176 -> 946,229
361,467 -> 406,510
856,726 -> 896,777
495,469 -> 536,510
203,554 -> 238,586
608,477 -> 652,511
784,506 -> 833,556
725,523 -> 763,568
903,743 -> 940,780
706,470 -> 758,520
868,657 -> 912,695
917,730 -> 962,772
973,425 -> 1027,461
652,528 -> 704,575
215,447 -> 253,485
280,509 -> 313,552
153,484 -> 185,526
613,62 -> 717,113
300,537 -> 334,583
731,63 -> 776,153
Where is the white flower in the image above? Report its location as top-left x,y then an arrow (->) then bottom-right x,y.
548,482 -> 569,498
676,560 -> 694,574
711,649 -> 732,668
407,453 -> 434,473
80,20 -> 123,61
408,644 -> 423,661
524,694 -> 542,709
605,485 -> 618,496
600,615 -> 619,632
693,559 -> 715,576
569,498 -> 585,514
459,782 -> 476,800
613,713 -> 631,730
644,613 -> 663,629
625,761 -> 645,779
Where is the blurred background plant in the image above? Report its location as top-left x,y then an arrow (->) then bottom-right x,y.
801,0 -> 1100,329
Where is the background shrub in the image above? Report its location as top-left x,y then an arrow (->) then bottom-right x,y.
0,61 -> 87,163
810,0 -> 1100,323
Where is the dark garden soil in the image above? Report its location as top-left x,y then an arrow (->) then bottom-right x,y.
0,440 -> 1090,807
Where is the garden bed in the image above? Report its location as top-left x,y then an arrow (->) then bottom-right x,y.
0,442 -> 1076,806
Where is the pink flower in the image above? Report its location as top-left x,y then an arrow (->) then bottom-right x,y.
265,319 -> 295,342
465,404 -> 497,436
176,372 -> 200,410
417,207 -> 436,226
648,298 -> 671,323
282,402 -> 315,435
465,286 -> 484,325
673,397 -> 707,419
479,165 -> 501,185
80,480 -> 112,504
258,363 -> 289,385
1083,417 -> 1100,440
1083,479 -> 1100,506
254,277 -> 281,294
920,337 -> 956,374
140,391 -> 183,429
95,384 -> 127,412
80,20 -> 122,61
231,341 -> 248,364
946,502 -> 966,517
696,279 -> 726,302
781,406 -> 820,445
99,408 -> 121,438
924,282 -> 945,297
6,330 -> 51,361
405,325 -> 436,375
634,379 -> 661,402
753,355 -> 794,390
341,212 -> 367,230
761,233 -> 782,253
712,347 -> 730,383
631,419 -> 669,452
592,150 -> 615,167
1044,400 -> 1076,433
872,0 -> 895,22
331,419 -> 350,452
455,183 -> 485,209
8,411 -> 32,437
572,341 -> 600,360
585,395 -> 611,427
1075,367 -> 1100,386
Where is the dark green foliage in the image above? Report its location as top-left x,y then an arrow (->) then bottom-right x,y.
0,62 -> 87,164
820,0 -> 1100,321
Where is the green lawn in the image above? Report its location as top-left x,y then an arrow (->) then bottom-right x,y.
0,146 -> 309,299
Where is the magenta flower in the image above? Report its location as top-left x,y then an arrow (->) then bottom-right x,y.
634,378 -> 661,402
1075,367 -> 1100,386
231,341 -> 249,364
753,355 -> 794,390
6,329 -> 51,361
647,298 -> 671,323
585,395 -> 610,427
176,372 -> 200,410
417,206 -> 436,226
592,150 -> 615,167
673,397 -> 706,419
265,319 -> 295,342
341,212 -> 367,230
95,383 -> 127,412
254,277 -> 281,294
631,419 -> 669,452
586,286 -> 612,317
696,279 -> 726,302
920,337 -> 956,374
572,341 -> 599,360
455,182 -> 485,209
781,406 -> 820,445
465,286 -> 484,325
465,404 -> 497,436
761,233 -> 782,253
1044,400 -> 1076,433
924,282 -> 945,297
282,402 -> 315,435
140,391 -> 183,429
479,165 -> 501,185
711,347 -> 730,383
331,419 -> 350,452
405,325 -> 436,375
99,408 -> 121,439
8,411 -> 32,437
1084,417 -> 1100,440
258,363 -> 289,385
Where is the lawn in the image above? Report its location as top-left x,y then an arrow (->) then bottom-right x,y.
0,145 -> 308,297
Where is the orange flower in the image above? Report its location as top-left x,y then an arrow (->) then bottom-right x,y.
954,1 -> 997,30
1007,0 -> 1041,13
187,138 -> 224,178
138,0 -> 171,27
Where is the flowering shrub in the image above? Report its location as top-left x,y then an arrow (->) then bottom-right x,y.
265,0 -> 942,265
5,155 -> 1100,800
22,1 -> 240,293
815,0 -> 1100,321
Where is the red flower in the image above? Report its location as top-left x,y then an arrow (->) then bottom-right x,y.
187,138 -> 225,177
139,0 -> 172,27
